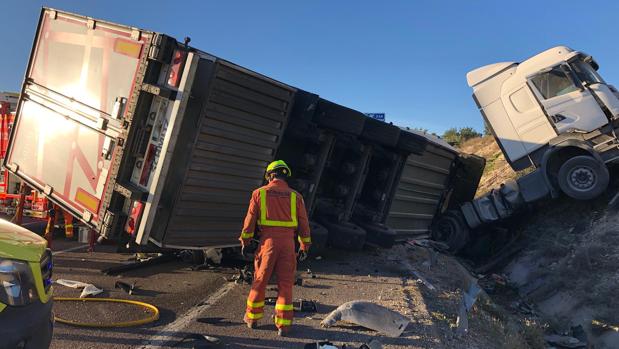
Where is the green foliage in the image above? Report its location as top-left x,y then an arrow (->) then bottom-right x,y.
441,126 -> 482,145
459,127 -> 482,142
442,127 -> 460,145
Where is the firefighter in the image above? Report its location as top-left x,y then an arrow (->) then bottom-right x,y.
63,210 -> 74,239
240,160 -> 311,337
44,204 -> 60,246
44,204 -> 74,241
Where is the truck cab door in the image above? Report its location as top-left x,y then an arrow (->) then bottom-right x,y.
501,85 -> 556,154
528,64 -> 608,135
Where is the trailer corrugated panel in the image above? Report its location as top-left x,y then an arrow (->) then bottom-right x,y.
386,139 -> 457,239
155,60 -> 296,248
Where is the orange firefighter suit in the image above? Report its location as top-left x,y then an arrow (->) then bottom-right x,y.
240,178 -> 311,331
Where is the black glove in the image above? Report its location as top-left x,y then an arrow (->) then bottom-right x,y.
298,249 -> 308,262
241,244 -> 247,258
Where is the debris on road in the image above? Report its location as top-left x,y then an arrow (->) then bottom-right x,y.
408,239 -> 450,253
321,300 -> 409,337
304,342 -> 338,349
456,280 -> 482,336
171,333 -> 221,348
227,266 -> 253,284
294,299 -> 317,313
115,280 -> 136,295
592,319 -> 619,332
303,339 -> 383,349
410,269 -> 436,291
543,334 -> 587,348
101,254 -> 176,276
56,279 -> 103,298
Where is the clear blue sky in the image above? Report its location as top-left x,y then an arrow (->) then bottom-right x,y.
3,1 -> 619,134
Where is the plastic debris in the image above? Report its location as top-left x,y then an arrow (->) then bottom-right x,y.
304,342 -> 338,349
456,281 -> 481,336
56,279 -> 103,298
204,248 -> 222,265
321,300 -> 409,337
115,280 -> 136,295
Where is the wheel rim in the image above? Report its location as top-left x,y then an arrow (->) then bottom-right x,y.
435,218 -> 456,242
567,165 -> 596,192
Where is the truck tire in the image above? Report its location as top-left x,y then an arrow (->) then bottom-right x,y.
557,155 -> 609,200
357,221 -> 396,248
431,210 -> 470,253
309,221 -> 329,254
321,220 -> 367,250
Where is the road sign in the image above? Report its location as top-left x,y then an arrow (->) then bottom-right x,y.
365,113 -> 385,122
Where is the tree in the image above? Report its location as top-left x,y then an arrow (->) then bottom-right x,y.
442,127 -> 460,145
441,126 -> 482,146
459,127 -> 482,142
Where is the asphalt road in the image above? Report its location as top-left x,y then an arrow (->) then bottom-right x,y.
49,239 -> 236,349
46,236 -> 514,349
48,239 -> 424,349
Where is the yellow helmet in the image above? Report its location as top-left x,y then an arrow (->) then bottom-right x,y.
265,160 -> 292,179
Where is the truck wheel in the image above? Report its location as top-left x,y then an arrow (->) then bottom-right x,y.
431,210 -> 470,253
321,220 -> 367,250
558,155 -> 609,200
356,221 -> 397,248
308,221 -> 329,254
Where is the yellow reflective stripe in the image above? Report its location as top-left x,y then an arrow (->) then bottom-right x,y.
246,312 -> 264,320
298,235 -> 311,244
241,231 -> 254,239
247,300 -> 264,308
274,316 -> 292,326
258,189 -> 298,228
275,303 -> 293,311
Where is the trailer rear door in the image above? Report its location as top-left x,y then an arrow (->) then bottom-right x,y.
6,9 -> 152,225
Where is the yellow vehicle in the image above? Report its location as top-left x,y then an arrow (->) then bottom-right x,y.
0,219 -> 53,349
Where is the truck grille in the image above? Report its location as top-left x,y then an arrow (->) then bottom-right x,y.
40,249 -> 53,292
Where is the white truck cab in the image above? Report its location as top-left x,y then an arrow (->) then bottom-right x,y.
467,46 -> 619,200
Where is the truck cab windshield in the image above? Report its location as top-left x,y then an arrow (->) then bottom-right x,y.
530,66 -> 578,99
571,59 -> 603,85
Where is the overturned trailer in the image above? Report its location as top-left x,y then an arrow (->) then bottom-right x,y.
6,8 -> 484,251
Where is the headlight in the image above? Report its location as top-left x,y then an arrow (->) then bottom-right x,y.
0,258 -> 38,306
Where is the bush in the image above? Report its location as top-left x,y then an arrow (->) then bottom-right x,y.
442,127 -> 482,145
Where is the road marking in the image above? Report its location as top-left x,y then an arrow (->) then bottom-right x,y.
139,282 -> 237,348
52,245 -> 89,256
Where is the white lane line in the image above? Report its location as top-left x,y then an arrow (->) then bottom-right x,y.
139,282 -> 237,348
52,245 -> 89,256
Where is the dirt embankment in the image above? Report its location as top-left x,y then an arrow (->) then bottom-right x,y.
459,136 -> 523,197
459,136 -> 619,348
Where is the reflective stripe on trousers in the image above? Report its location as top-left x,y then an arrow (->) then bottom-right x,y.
245,237 -> 296,328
